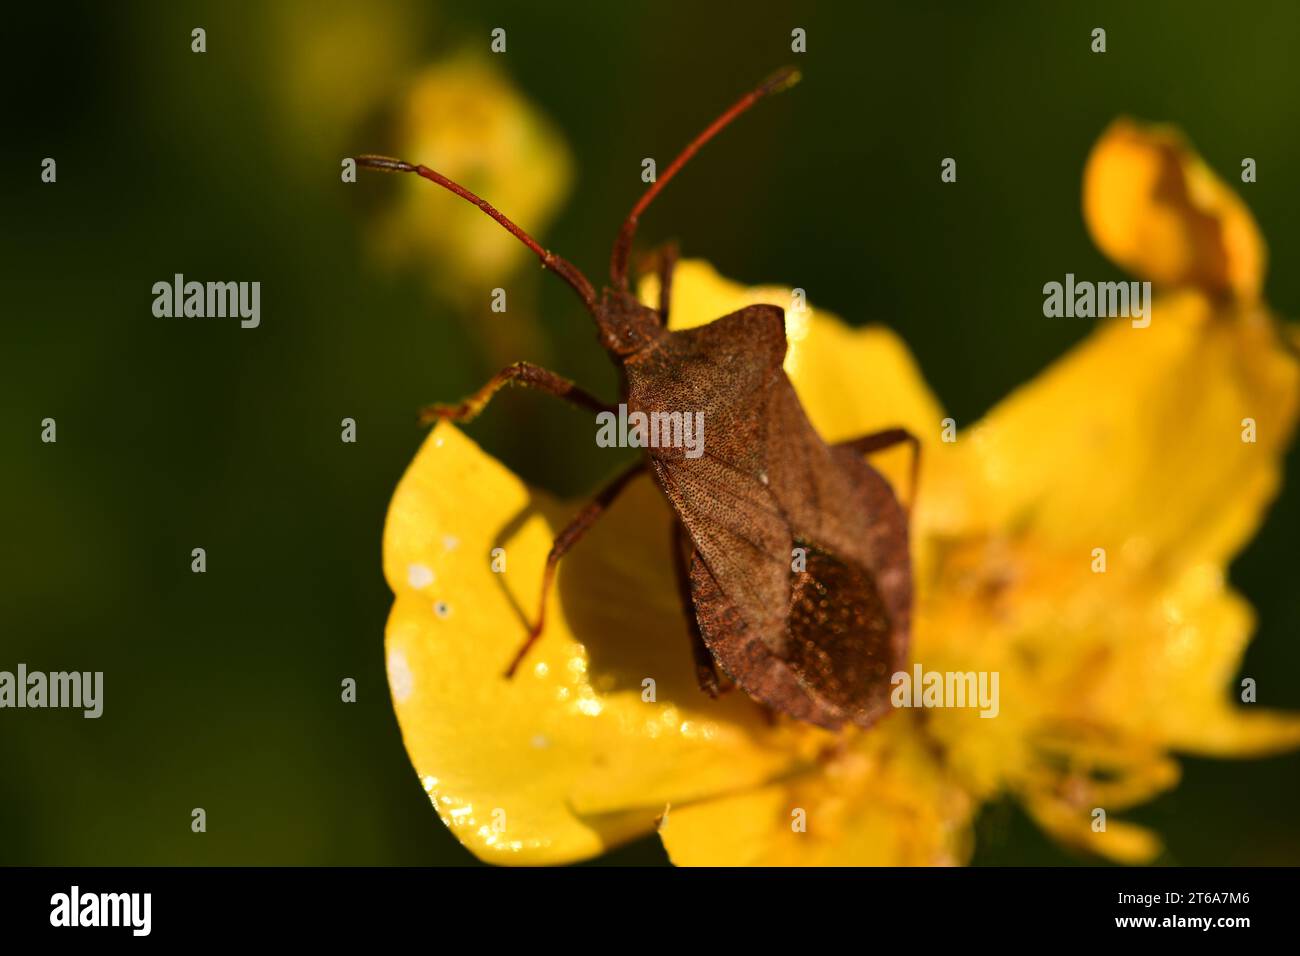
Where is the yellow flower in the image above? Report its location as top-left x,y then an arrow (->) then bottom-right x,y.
381,120 -> 1299,865
366,53 -> 573,301
1082,119 -> 1265,301
268,6 -> 573,314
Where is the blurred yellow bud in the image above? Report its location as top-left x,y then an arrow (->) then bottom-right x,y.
1083,119 -> 1266,302
370,55 -> 573,300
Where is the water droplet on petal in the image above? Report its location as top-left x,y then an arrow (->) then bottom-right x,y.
387,649 -> 414,702
408,563 -> 435,589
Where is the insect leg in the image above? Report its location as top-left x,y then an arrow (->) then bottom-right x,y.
504,460 -> 646,677
834,427 -> 920,511
418,360 -> 614,425
671,520 -> 723,697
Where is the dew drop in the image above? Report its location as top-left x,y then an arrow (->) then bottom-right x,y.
407,563 -> 435,589
387,649 -> 414,702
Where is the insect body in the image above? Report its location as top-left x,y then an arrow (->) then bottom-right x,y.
360,67 -> 915,730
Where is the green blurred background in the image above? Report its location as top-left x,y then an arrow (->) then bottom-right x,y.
2,0 -> 1298,865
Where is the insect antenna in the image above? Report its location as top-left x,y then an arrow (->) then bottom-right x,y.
608,66 -> 801,290
356,155 -> 598,313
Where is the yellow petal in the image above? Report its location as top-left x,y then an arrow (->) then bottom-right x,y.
936,290 -> 1298,570
383,424 -> 810,864
369,54 -> 573,299
1023,799 -> 1164,865
1046,561 -> 1300,758
1083,119 -> 1265,300
660,716 -> 973,866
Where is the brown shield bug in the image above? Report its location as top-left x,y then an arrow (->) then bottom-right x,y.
359,67 -> 916,730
